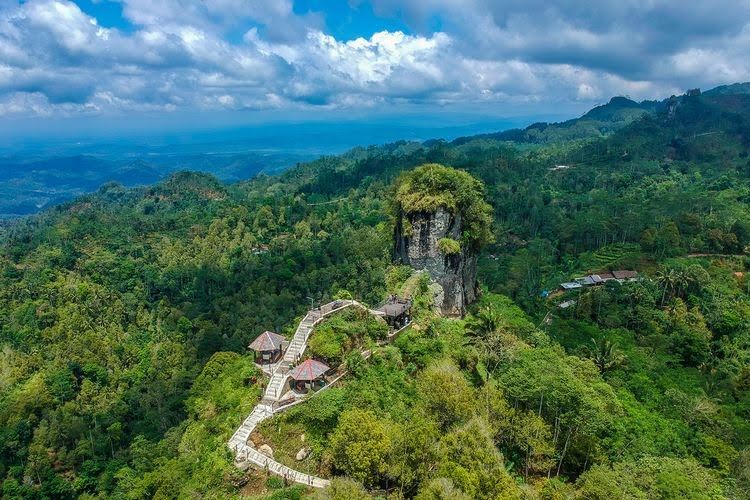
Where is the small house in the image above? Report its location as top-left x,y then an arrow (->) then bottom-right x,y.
248,331 -> 286,364
289,359 -> 330,393
575,275 -> 599,286
561,282 -> 582,290
612,270 -> 638,282
251,244 -> 269,255
561,271 -> 639,291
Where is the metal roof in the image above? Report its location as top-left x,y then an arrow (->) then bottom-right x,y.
575,276 -> 597,286
289,359 -> 330,381
561,282 -> 582,289
248,331 -> 285,352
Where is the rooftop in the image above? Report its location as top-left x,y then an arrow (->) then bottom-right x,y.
561,282 -> 582,290
612,270 -> 638,279
248,331 -> 285,352
561,270 -> 639,290
289,359 -> 330,381
378,301 -> 411,317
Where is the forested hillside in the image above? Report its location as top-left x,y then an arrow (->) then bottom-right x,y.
2,88 -> 750,498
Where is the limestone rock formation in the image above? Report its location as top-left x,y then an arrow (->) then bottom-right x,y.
395,207 -> 478,316
392,164 -> 493,316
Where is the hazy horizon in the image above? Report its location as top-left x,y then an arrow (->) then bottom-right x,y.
2,0 -> 749,218
3,0 -> 750,146
0,111 -> 556,158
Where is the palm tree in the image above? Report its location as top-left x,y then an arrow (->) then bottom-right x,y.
673,268 -> 696,299
656,267 -> 678,306
466,306 -> 501,340
465,306 -> 504,382
587,337 -> 624,373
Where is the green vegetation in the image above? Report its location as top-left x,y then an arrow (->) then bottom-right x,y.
307,308 -> 388,366
436,238 -> 460,255
394,163 -> 494,251
328,409 -> 391,486
576,456 -> 727,499
2,88 -> 750,498
115,352 -> 261,498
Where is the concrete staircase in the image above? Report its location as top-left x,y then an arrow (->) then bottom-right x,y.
265,371 -> 287,401
228,404 -> 273,450
227,300 -> 360,490
234,446 -> 331,489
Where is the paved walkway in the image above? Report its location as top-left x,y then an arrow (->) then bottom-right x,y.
228,299 -> 367,489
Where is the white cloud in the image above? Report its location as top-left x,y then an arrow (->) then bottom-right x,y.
0,0 -> 749,118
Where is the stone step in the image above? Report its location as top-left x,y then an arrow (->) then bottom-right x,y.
229,301 -> 357,489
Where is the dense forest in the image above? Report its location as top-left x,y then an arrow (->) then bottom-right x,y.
2,87 -> 750,498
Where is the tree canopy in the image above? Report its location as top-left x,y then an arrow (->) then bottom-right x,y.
2,90 -> 750,498
394,163 -> 494,251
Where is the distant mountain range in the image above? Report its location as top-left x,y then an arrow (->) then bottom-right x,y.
1,82 -> 748,218
453,95 -> 663,146
0,150 -> 312,217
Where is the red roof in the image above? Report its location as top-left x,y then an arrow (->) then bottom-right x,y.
289,359 -> 330,381
248,331 -> 285,352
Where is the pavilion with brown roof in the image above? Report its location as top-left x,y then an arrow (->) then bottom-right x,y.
248,331 -> 286,364
289,359 -> 330,393
375,296 -> 412,330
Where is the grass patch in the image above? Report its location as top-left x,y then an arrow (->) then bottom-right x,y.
307,307 -> 388,366
253,416 -> 327,478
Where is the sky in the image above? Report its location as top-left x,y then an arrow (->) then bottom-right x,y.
1,0 -> 750,143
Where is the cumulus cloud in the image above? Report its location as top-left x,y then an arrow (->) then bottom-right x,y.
369,0 -> 750,87
0,0 -> 748,118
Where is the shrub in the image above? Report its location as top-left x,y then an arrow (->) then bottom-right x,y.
266,476 -> 285,489
437,238 -> 461,255
329,409 -> 391,486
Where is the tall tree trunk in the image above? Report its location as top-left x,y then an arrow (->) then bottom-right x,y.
556,426 -> 574,477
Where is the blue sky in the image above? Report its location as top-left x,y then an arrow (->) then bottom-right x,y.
1,0 -> 750,141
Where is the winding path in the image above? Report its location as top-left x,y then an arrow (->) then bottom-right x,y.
228,299 -> 379,489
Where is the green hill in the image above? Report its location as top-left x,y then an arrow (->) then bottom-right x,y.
2,85 -> 750,498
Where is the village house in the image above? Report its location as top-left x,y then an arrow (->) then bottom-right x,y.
612,270 -> 639,281
561,281 -> 582,290
251,244 -> 270,255
560,270 -> 639,291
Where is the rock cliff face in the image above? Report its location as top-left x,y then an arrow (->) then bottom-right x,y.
394,207 -> 478,316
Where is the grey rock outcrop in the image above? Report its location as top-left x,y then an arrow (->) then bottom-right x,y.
394,207 -> 478,316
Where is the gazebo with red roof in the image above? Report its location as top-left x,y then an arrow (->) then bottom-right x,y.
289,359 -> 330,392
248,331 -> 286,364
